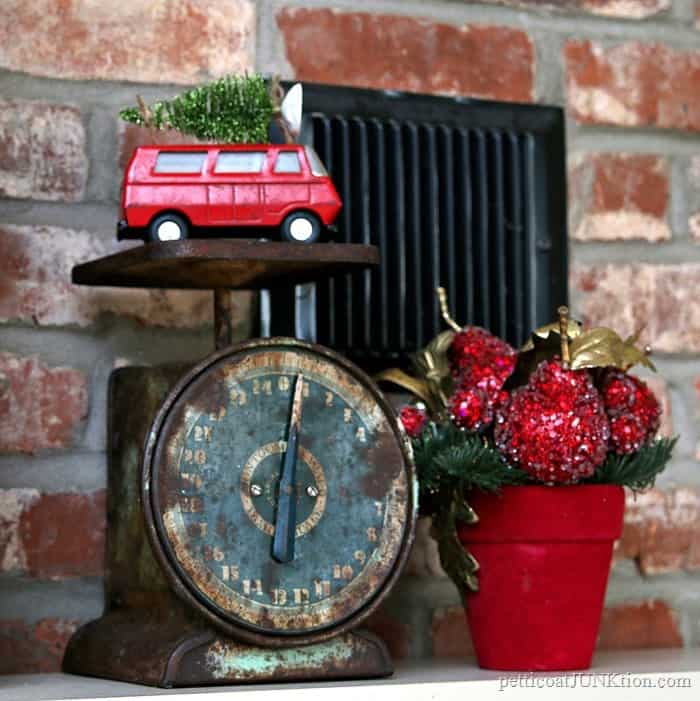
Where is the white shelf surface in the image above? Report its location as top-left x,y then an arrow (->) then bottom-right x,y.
2,649 -> 699,701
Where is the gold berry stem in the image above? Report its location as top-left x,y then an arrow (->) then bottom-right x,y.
436,287 -> 462,333
558,305 -> 571,367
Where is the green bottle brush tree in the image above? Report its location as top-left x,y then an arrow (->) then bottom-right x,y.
119,73 -> 276,144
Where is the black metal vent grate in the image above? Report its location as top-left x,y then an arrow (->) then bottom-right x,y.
271,84 -> 568,371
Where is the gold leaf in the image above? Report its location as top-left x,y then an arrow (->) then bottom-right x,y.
373,368 -> 436,410
521,318 -> 582,351
414,330 -> 455,373
625,326 -> 645,346
463,550 -> 480,573
621,344 -> 656,372
569,327 -> 657,372
570,327 -> 625,370
465,574 -> 480,593
413,330 -> 455,408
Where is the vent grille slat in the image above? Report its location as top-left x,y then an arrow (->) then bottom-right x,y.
471,129 -> 490,330
349,118 -> 372,348
420,125 -> 441,345
506,130 -> 525,343
488,129 -> 508,340
271,86 -> 566,371
333,117 -> 353,349
403,122 -> 423,350
437,126 -> 457,323
369,119 -> 389,351
522,132 -> 539,335
455,128 -> 474,327
312,115 -> 335,347
386,120 -> 407,351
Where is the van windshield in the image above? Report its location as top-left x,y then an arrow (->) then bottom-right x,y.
304,147 -> 329,177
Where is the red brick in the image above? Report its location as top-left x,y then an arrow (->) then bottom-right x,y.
363,608 -> 413,660
690,212 -> 700,241
0,225 -> 231,328
0,489 -> 105,579
19,491 -> 106,579
0,99 -> 86,202
687,155 -> 700,241
597,600 -> 683,649
617,488 -> 700,574
564,40 -> 700,132
0,0 -> 255,84
479,0 -> 669,18
0,618 -> 77,674
696,381 -> 700,464
276,9 -> 534,103
432,606 -> 475,658
569,153 -> 670,242
0,489 -> 40,572
571,264 -> 700,353
0,353 -> 87,454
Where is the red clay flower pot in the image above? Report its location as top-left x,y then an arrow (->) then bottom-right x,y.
457,485 -> 625,671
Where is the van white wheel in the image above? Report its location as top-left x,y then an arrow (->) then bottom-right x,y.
149,213 -> 188,243
281,212 -> 321,244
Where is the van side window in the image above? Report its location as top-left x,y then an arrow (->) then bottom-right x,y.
154,152 -> 207,173
274,152 -> 302,174
215,152 -> 266,174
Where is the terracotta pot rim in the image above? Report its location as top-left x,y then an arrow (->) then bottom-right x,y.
487,483 -> 623,493
458,483 -> 625,544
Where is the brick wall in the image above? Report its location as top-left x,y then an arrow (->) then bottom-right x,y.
1,0 -> 699,673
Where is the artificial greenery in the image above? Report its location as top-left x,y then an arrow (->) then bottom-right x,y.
391,291 -> 677,596
413,424 -> 529,595
414,424 -> 676,505
119,74 -> 274,143
585,437 -> 677,491
414,423 -> 529,500
413,426 -> 676,595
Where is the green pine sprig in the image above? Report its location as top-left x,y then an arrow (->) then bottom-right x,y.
410,424 -> 676,594
413,423 -> 529,502
119,74 -> 274,144
584,437 -> 677,491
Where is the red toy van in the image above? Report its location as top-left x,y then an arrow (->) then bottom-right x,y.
118,144 -> 342,244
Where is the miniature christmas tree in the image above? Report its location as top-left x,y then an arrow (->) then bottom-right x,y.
119,74 -> 274,144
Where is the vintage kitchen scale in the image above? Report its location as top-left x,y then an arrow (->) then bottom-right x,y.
63,239 -> 417,687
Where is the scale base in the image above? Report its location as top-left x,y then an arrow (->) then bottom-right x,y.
63,610 -> 392,687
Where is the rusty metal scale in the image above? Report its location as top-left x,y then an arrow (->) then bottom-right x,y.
63,240 -> 417,687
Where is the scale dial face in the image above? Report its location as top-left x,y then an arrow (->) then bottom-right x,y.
143,338 -> 415,646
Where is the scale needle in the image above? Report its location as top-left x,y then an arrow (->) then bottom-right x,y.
272,373 -> 304,564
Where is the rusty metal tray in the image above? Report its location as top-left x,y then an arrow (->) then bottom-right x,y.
71,240 -> 378,290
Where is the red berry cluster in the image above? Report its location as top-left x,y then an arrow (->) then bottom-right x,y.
397,320 -> 663,484
494,360 -> 610,484
448,328 -> 515,431
450,387 -> 493,432
399,406 -> 427,438
600,370 -> 660,454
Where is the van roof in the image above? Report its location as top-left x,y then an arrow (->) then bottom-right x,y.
134,143 -> 305,153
